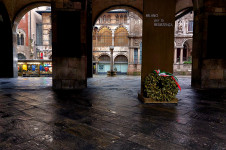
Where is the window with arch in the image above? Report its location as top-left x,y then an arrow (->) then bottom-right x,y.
21,34 -> 24,45
120,15 -> 123,24
124,14 -> 127,24
114,27 -> 129,46
99,55 -> 110,62
17,53 -> 26,60
17,34 -> 20,45
103,15 -> 106,23
114,55 -> 128,63
17,33 -> 25,46
97,27 -> 112,47
116,15 -> 119,23
107,15 -> 111,23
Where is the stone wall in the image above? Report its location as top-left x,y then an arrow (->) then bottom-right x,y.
201,59 -> 226,88
192,0 -> 226,89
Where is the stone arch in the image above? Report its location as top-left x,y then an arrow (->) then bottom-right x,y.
12,2 -> 51,30
10,2 -> 51,78
183,38 -> 193,60
113,53 -> 128,61
98,53 -> 111,60
93,5 -> 143,25
175,0 -> 193,14
96,26 -> 112,47
12,2 -> 51,47
17,53 -> 26,60
114,25 -> 129,34
182,38 -> 192,50
98,54 -> 111,62
114,26 -> 129,46
97,26 -> 112,33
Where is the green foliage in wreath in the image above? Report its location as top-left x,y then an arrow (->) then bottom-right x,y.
144,73 -> 178,101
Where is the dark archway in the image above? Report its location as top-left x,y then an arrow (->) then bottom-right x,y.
90,6 -> 143,77
12,2 -> 51,77
18,53 -> 27,60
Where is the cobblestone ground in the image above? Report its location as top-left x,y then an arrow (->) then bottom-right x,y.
0,76 -> 225,150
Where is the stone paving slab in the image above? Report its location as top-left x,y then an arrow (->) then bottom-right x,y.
0,76 -> 226,150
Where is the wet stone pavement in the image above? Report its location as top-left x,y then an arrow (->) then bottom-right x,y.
0,76 -> 225,150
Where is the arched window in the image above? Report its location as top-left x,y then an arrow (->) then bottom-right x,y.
114,55 -> 128,63
103,15 -> 106,23
120,15 -> 123,24
107,15 -> 111,23
17,53 -> 26,60
17,34 -> 20,45
114,27 -> 128,46
124,14 -> 127,24
99,55 -> 110,62
116,15 -> 119,23
97,27 -> 112,47
21,34 -> 24,45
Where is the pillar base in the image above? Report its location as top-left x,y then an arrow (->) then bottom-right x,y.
107,71 -> 117,76
53,79 -> 87,90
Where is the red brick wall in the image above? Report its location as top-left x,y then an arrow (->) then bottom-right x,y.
18,13 -> 29,46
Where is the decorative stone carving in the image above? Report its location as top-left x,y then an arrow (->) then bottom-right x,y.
175,38 -> 186,47
177,20 -> 183,33
133,39 -> 140,46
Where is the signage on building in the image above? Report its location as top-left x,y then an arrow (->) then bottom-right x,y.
146,13 -> 173,27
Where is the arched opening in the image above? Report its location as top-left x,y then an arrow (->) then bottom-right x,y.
92,7 -> 143,76
13,3 -> 52,77
114,55 -> 128,74
96,27 -> 112,47
97,55 -> 110,74
174,11 -> 193,75
114,27 -> 129,46
18,53 -> 26,60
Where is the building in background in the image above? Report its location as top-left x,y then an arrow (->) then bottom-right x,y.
92,9 -> 142,75
174,11 -> 193,75
16,8 -> 193,76
16,6 -> 51,60
36,7 -> 52,60
93,9 -> 193,75
17,7 -> 52,77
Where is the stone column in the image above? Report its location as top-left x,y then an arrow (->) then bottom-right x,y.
86,0 -> 93,78
112,31 -> 114,46
110,46 -> 114,72
192,0 -> 226,88
174,48 -> 177,64
107,46 -> 116,76
180,48 -> 183,64
52,1 -> 88,90
141,0 -> 176,94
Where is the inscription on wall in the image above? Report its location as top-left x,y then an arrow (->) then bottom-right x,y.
146,13 -> 173,27
56,0 -> 82,10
